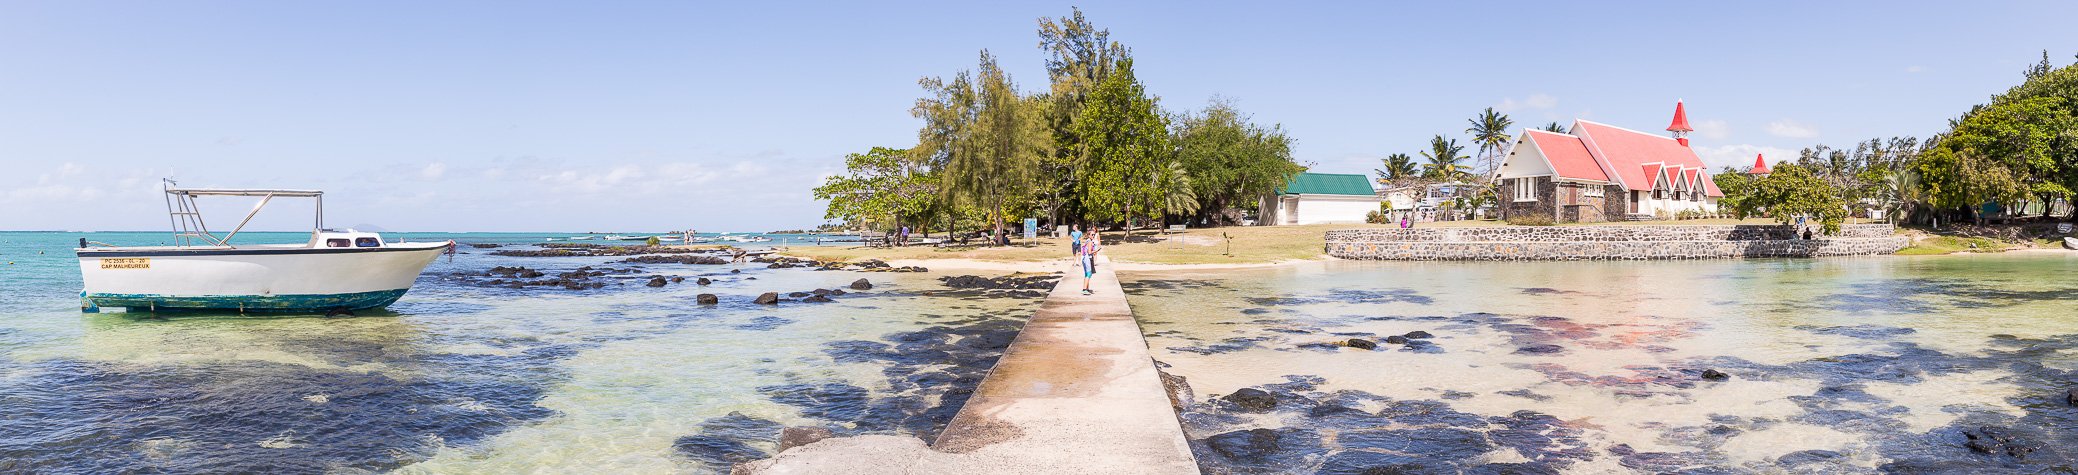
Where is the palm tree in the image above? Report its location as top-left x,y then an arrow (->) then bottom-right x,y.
1157,161 -> 1199,223
1540,122 -> 1566,133
1465,108 -> 1514,180
1374,153 -> 1419,186
1420,135 -> 1469,182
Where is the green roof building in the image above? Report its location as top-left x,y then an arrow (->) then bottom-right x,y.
1259,172 -> 1381,225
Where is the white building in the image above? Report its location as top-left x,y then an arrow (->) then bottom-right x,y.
1258,173 -> 1382,225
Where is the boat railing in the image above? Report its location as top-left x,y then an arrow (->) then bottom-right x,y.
160,179 -> 325,248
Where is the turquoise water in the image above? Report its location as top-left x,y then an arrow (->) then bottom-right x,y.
0,231 -> 1037,473
1124,254 -> 2078,473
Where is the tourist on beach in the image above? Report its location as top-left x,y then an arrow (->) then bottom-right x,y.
1079,231 -> 1101,295
1069,225 -> 1083,256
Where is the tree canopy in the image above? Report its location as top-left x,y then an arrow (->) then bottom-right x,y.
1173,98 -> 1303,225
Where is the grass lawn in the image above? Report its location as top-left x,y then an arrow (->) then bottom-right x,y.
1896,235 -> 2018,255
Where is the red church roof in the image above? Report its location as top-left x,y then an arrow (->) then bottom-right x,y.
1573,120 -> 1723,197
1667,101 -> 1693,132
1749,153 -> 1771,174
1522,130 -> 1608,182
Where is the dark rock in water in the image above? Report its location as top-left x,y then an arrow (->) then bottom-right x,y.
1700,369 -> 1730,381
1339,427 -> 1492,461
1776,449 -> 1844,465
746,277 -> 757,280
622,254 -> 728,265
1317,449 -> 1426,474
1404,330 -> 1434,339
731,269 -> 741,274
672,435 -> 768,467
1963,426 -> 2038,459
828,289 -> 846,296
646,276 -> 668,287
670,276 -> 684,283
697,277 -> 712,285
2066,388 -> 2078,407
1346,338 -> 1377,350
466,243 -> 502,249
1224,388 -> 1277,411
1384,335 -> 1410,345
776,426 -> 834,452
850,278 -> 873,290
1515,344 -> 1564,355
753,292 -> 780,305
1204,428 -> 1280,462
697,294 -> 719,305
1158,369 -> 1194,412
802,295 -> 833,303
811,289 -> 832,296
787,291 -> 811,298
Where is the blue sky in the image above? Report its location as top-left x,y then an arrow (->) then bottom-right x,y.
3,1 -> 2073,232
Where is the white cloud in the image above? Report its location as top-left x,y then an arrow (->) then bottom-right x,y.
1905,65 -> 1926,73
1496,93 -> 1557,112
1691,144 -> 1798,171
1692,119 -> 1730,140
420,163 -> 447,180
1765,120 -> 1818,139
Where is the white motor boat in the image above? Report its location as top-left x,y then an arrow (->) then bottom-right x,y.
75,182 -> 452,313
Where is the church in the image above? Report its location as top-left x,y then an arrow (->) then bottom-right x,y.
1492,101 -> 1723,222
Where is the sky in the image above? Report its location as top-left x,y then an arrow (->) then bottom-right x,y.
3,1 -> 2075,232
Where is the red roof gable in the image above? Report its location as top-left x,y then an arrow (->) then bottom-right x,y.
1749,153 -> 1771,174
1642,163 -> 1664,188
1667,101 -> 1692,132
1574,120 -> 1722,196
1522,130 -> 1608,182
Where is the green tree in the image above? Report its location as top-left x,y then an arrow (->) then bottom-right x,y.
1073,58 -> 1170,232
1156,161 -> 1199,221
1419,135 -> 1470,182
1539,122 -> 1567,133
1172,98 -> 1304,225
1726,163 -> 1848,234
913,51 -> 1052,244
1036,7 -> 1130,226
812,147 -> 940,230
1375,153 -> 1419,187
1465,107 -> 1514,179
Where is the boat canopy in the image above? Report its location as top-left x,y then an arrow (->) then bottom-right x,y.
166,188 -> 323,197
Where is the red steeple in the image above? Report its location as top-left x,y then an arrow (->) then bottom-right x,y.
1667,100 -> 1693,147
1749,153 -> 1771,175
1667,100 -> 1693,132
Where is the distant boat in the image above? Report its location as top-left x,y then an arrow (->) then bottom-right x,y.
604,235 -> 653,241
569,235 -> 598,241
2064,236 -> 2077,250
76,182 -> 451,313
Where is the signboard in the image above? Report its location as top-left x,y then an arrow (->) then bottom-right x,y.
1023,218 -> 1038,240
101,258 -> 150,270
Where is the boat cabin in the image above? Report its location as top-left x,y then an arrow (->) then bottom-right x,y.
314,230 -> 388,248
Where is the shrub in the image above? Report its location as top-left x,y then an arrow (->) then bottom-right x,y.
645,236 -> 662,246
1507,214 -> 1556,226
1365,210 -> 1389,224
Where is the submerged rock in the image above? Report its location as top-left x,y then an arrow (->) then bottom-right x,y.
1224,388 -> 1277,411
1701,369 -> 1730,381
697,277 -> 712,285
1383,335 -> 1410,345
1963,426 -> 2039,460
1158,369 -> 1194,412
1404,330 -> 1434,339
776,426 -> 834,452
646,276 -> 668,287
1205,428 -> 1280,462
2066,388 -> 2078,407
1346,338 -> 1378,350
1516,344 -> 1565,355
851,278 -> 873,290
802,295 -> 833,303
753,292 -> 780,305
696,294 -> 719,305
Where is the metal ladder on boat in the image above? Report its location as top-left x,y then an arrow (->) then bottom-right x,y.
164,179 -> 224,247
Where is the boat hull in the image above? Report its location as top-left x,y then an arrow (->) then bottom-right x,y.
77,243 -> 449,313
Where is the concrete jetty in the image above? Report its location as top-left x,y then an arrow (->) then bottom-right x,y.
735,257 -> 1198,474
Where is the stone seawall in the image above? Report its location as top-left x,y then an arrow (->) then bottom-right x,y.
1326,224 -> 1907,260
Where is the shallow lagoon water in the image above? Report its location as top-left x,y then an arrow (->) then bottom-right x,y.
1125,254 -> 2078,473
0,232 -> 1037,473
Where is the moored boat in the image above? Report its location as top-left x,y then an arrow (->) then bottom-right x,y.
75,183 -> 452,313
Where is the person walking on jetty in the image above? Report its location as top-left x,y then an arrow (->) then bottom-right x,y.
1069,225 -> 1084,256
1079,231 -> 1102,295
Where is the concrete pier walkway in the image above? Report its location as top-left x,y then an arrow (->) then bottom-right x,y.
736,257 -> 1198,474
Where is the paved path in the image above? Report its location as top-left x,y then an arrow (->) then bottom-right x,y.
736,257 -> 1198,474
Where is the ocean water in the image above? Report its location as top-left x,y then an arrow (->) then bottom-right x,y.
0,231 -> 1037,473
1124,254 -> 2078,473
